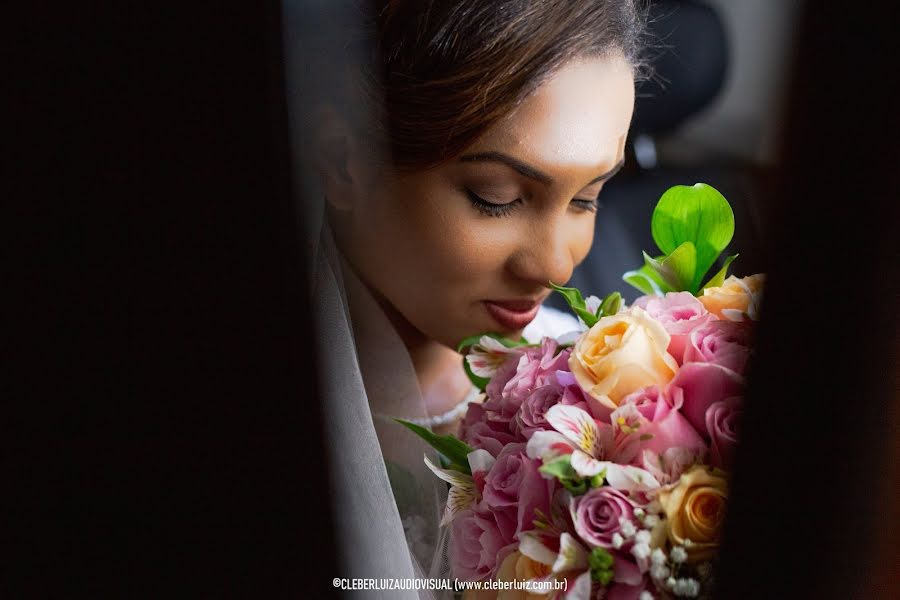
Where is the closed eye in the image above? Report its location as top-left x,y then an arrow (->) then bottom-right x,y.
465,189 -> 522,217
571,198 -> 598,212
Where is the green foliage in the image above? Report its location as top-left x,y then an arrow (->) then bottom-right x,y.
624,183 -> 738,296
538,454 -> 589,495
395,419 -> 475,475
551,284 -> 626,327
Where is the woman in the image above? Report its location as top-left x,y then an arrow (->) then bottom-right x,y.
287,1 -> 646,596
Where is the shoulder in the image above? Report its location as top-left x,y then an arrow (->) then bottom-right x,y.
522,305 -> 583,342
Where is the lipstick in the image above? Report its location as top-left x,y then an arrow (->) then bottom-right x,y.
483,300 -> 541,331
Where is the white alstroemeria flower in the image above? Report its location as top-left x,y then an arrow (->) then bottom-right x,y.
517,532 -> 591,600
464,335 -> 525,378
526,404 -> 661,493
423,449 -> 495,526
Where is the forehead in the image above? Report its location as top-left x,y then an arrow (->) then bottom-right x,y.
472,55 -> 635,173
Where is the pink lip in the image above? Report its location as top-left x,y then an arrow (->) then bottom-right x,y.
484,300 -> 541,331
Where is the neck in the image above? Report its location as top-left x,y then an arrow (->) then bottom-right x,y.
331,217 -> 473,417
367,280 -> 472,418
370,292 -> 463,388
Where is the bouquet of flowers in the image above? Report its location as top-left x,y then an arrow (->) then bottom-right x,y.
400,184 -> 764,599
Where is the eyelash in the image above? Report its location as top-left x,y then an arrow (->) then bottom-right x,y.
465,189 -> 599,217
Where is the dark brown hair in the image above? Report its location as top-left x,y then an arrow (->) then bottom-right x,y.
293,0 -> 647,171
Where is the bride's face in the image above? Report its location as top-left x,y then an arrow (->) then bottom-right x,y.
334,54 -> 635,348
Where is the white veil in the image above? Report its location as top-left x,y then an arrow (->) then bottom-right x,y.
282,4 -> 453,597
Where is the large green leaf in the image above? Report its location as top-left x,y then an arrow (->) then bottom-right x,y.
650,183 -> 735,291
395,419 -> 475,475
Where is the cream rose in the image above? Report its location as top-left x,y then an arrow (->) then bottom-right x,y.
657,465 -> 728,562
568,307 -> 679,411
699,274 -> 765,321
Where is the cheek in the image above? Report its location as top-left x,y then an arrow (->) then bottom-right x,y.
569,215 -> 596,266
359,180 -> 511,294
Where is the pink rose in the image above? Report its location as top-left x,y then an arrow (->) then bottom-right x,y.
460,402 -> 518,457
683,320 -> 753,374
515,384 -> 564,439
570,487 -> 637,549
632,292 -> 715,364
484,339 -> 570,418
515,382 -> 589,439
482,443 -> 554,534
669,362 -> 745,436
706,396 -> 742,470
613,386 -> 707,469
450,502 -> 517,581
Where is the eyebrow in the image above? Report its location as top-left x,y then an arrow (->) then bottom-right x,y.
458,151 -> 625,187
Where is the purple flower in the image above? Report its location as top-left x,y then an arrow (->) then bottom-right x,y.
570,487 -> 637,549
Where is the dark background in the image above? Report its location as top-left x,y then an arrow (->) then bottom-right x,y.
6,1 -> 897,598
8,2 -> 336,597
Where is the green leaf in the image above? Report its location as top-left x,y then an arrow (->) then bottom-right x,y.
643,251 -> 682,290
661,241 -> 698,292
550,283 -> 595,326
549,282 -> 586,309
561,478 -> 588,495
574,306 -> 599,328
395,419 -> 475,475
538,455 -> 578,480
538,455 -> 589,495
650,183 -> 735,290
550,282 -> 601,327
701,253 -> 740,291
623,266 -> 666,296
598,292 -> 623,317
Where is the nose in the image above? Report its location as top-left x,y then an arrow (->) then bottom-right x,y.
506,215 -> 577,290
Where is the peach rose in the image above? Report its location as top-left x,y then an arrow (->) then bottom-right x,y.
657,465 -> 728,562
568,307 -> 679,414
699,274 -> 765,321
463,551 -> 555,600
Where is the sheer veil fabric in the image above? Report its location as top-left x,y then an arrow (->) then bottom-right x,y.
311,219 -> 454,599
